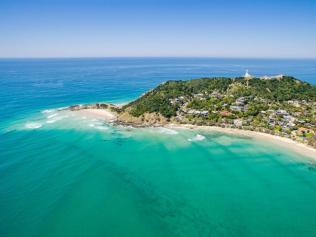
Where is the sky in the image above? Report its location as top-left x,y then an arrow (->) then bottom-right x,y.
0,0 -> 316,58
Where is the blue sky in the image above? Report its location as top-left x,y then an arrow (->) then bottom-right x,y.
0,0 -> 315,58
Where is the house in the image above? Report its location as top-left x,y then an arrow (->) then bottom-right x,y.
169,98 -> 179,105
235,97 -> 246,106
220,110 -> 232,117
288,100 -> 301,108
283,115 -> 295,122
234,119 -> 243,127
276,109 -> 288,116
211,91 -> 222,98
297,127 -> 311,135
287,122 -> 296,128
200,111 -> 209,116
230,105 -> 243,112
193,93 -> 204,98
187,109 -> 209,116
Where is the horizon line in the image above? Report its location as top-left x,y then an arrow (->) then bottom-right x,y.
1,56 -> 316,60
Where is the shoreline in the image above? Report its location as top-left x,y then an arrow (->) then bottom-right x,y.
166,124 -> 316,161
70,107 -> 316,161
75,108 -> 117,121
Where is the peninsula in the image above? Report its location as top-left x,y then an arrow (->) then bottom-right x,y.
69,74 -> 316,149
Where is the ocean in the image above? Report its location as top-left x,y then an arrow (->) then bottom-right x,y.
1,58 -> 316,236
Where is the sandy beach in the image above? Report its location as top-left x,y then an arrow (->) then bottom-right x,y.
166,124 -> 316,161
74,109 -> 117,121
72,108 -> 316,160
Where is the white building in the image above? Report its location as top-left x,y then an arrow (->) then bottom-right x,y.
244,70 -> 253,79
234,119 -> 243,127
244,70 -> 253,88
260,74 -> 284,80
187,109 -> 209,116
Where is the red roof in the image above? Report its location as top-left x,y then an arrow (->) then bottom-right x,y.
220,110 -> 232,117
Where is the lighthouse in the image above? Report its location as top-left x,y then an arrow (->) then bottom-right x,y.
244,70 -> 252,78
244,70 -> 252,88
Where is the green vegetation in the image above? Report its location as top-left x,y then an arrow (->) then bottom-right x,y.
122,76 -> 316,147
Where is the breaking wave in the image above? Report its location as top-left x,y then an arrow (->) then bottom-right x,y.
188,134 -> 205,142
46,115 -> 68,124
41,109 -> 56,114
47,113 -> 58,119
157,127 -> 178,135
25,122 -> 42,129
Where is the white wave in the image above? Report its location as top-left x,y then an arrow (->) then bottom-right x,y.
188,134 -> 206,142
46,115 -> 68,124
56,106 -> 67,111
41,109 -> 55,114
158,127 -> 178,135
88,123 -> 95,127
47,113 -> 58,119
25,122 -> 42,129
46,119 -> 58,124
116,124 -> 134,130
42,106 -> 67,114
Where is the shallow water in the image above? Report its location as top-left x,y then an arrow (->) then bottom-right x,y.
1,58 -> 316,236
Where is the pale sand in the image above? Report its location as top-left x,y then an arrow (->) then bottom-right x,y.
75,109 -> 117,121
72,109 -> 316,160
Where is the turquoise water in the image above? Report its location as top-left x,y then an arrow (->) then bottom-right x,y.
1,58 -> 316,236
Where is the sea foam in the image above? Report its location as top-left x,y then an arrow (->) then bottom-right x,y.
47,113 -> 58,119
41,109 -> 55,114
46,115 -> 67,124
46,119 -> 59,124
25,122 -> 42,129
188,134 -> 205,142
158,127 -> 178,135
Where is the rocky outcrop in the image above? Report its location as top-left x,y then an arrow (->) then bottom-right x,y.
68,103 -> 115,111
117,111 -> 168,127
66,103 -> 169,127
